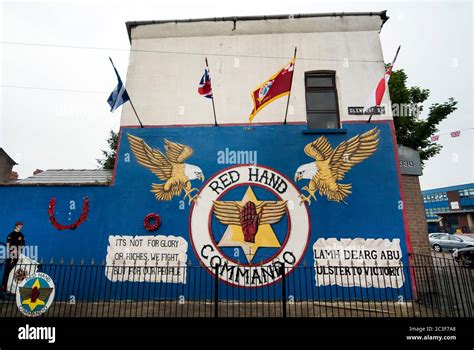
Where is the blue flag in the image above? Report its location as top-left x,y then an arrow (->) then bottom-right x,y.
107,58 -> 130,112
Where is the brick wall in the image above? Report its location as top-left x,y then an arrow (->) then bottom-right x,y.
401,174 -> 431,255
0,157 -> 13,181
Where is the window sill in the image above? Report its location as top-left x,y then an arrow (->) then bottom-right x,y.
302,128 -> 347,134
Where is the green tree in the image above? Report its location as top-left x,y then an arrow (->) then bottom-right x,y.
97,130 -> 118,170
389,69 -> 457,164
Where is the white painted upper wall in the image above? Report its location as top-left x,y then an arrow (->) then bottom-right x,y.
121,13 -> 392,126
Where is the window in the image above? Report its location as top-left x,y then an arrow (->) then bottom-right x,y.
304,71 -> 340,129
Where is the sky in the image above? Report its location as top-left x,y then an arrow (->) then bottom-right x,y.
0,0 -> 472,190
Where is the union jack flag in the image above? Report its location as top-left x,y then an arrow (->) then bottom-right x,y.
450,131 -> 461,138
198,67 -> 213,98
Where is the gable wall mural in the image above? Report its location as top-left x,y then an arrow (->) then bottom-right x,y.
0,121 -> 411,300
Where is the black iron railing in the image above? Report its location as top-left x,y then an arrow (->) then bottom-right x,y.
410,253 -> 473,318
0,254 -> 472,317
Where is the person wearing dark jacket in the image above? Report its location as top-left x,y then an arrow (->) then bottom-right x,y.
1,222 -> 26,292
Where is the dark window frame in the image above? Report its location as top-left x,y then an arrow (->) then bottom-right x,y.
304,70 -> 341,129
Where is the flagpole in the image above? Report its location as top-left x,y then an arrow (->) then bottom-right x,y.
205,57 -> 218,126
367,112 -> 374,124
368,45 -> 400,123
283,47 -> 297,125
109,57 -> 143,128
391,45 -> 401,66
128,98 -> 144,128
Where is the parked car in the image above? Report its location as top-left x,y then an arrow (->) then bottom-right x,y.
428,233 -> 474,252
453,246 -> 474,267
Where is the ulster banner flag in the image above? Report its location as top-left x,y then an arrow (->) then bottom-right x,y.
249,58 -> 295,122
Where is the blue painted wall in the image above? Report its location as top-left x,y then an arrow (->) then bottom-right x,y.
0,121 -> 411,300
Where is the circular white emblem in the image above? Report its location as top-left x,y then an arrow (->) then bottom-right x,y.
190,165 -> 310,287
258,81 -> 273,101
16,272 -> 55,317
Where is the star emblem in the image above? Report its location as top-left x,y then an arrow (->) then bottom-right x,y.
19,278 -> 53,311
213,187 -> 287,263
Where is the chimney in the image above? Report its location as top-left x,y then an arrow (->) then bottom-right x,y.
33,169 -> 44,175
10,171 -> 18,180
0,148 -> 17,182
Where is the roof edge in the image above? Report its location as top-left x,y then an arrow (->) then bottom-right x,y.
0,182 -> 112,187
422,183 -> 474,193
0,148 -> 17,165
125,11 -> 389,43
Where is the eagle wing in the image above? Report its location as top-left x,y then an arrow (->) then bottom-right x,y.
38,288 -> 53,300
19,287 -> 31,299
128,134 -> 173,181
304,136 -> 334,161
328,127 -> 380,181
257,201 -> 288,225
164,139 -> 193,163
212,201 -> 243,226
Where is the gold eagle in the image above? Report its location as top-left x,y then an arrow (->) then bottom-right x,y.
294,128 -> 380,204
212,200 -> 287,243
128,134 -> 204,204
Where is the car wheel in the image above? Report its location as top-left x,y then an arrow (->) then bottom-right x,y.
433,244 -> 442,252
461,256 -> 473,267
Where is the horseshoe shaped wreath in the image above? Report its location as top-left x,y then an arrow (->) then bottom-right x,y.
48,197 -> 89,230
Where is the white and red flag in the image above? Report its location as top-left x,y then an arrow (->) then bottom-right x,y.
450,130 -> 461,138
364,46 -> 401,115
